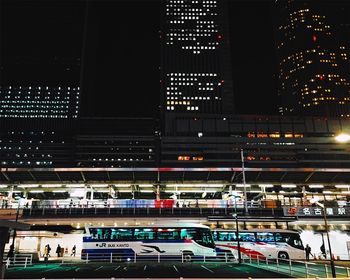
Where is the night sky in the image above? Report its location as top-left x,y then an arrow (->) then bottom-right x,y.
0,0 -> 277,118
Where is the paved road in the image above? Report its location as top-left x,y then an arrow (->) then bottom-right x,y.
5,262 -> 289,279
248,260 -> 350,278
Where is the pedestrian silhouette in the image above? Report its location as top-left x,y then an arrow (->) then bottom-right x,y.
320,243 -> 326,259
56,244 -> 61,257
71,245 -> 76,257
305,244 -> 312,261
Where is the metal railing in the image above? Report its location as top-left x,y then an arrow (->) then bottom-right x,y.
22,206 -> 252,217
245,254 -> 350,278
4,253 -> 33,268
61,252 -> 235,264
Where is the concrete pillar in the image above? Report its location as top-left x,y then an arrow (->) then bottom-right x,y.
84,185 -> 87,200
90,187 -> 94,200
7,186 -> 13,200
37,237 -> 42,257
156,185 -> 160,201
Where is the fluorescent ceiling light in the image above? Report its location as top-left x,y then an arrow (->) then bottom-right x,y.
335,185 -> 350,189
259,184 -> 273,188
309,185 -> 324,188
65,184 -> 85,188
18,184 -> 39,188
335,133 -> 350,143
281,184 -> 297,188
236,184 -> 251,188
41,184 -> 62,188
29,190 -> 44,193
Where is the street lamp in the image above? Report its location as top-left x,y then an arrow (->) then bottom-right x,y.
240,149 -> 248,214
232,213 -> 242,264
335,133 -> 350,143
315,202 -> 336,278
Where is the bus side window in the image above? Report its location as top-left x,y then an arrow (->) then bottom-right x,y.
256,232 -> 274,243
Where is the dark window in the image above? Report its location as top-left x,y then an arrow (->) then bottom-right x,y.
256,232 -> 274,243
238,232 -> 256,242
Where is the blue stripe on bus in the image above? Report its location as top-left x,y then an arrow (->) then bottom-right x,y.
83,248 -> 135,254
83,239 -> 188,243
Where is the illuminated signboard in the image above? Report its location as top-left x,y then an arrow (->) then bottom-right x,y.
283,207 -> 349,217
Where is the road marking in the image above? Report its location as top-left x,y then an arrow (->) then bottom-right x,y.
143,265 -> 147,271
173,265 -> 179,273
74,268 -> 80,272
44,267 -> 58,272
122,266 -> 128,271
235,267 -> 249,273
201,265 -> 214,273
114,265 -> 121,271
94,266 -> 103,271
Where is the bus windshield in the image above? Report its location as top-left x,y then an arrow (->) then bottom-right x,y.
213,230 -> 304,250
275,232 -> 304,250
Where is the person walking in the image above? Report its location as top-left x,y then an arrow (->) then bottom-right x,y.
56,244 -> 61,257
44,244 -> 50,265
71,245 -> 76,257
320,243 -> 326,259
305,244 -> 312,261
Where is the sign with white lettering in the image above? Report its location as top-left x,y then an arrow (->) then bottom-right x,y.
283,207 -> 349,217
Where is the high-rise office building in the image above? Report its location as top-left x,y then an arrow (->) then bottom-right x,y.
0,1 -> 83,119
160,0 -> 234,121
0,85 -> 79,119
275,0 -> 350,117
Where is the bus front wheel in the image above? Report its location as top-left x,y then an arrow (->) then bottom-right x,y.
183,251 -> 193,262
278,252 -> 289,260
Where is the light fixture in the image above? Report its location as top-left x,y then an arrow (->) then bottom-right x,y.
335,185 -> 350,189
335,133 -> 350,143
281,184 -> 297,188
258,184 -> 273,188
309,185 -> 324,188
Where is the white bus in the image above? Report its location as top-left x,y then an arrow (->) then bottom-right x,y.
212,229 -> 305,260
82,223 -> 216,261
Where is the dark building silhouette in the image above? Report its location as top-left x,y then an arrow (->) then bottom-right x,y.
0,0 -> 84,119
160,0 -> 234,128
275,0 -> 350,117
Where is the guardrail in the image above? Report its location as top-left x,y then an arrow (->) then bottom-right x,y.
4,254 -> 33,268
61,252 -> 235,264
22,207 -> 249,217
245,254 -> 350,278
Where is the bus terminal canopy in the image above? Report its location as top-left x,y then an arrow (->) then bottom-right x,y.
1,167 -> 350,184
0,220 -> 30,231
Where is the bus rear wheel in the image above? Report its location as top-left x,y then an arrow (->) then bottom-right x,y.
278,252 -> 289,260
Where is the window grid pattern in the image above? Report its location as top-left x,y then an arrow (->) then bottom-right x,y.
0,86 -> 80,118
162,0 -> 233,114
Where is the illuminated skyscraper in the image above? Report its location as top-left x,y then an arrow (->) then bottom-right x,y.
161,0 -> 234,123
275,0 -> 350,117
